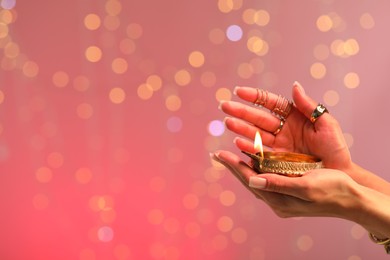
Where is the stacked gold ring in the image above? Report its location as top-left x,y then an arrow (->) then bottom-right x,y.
272,95 -> 293,119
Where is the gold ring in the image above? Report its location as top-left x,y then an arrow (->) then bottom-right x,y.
273,119 -> 285,135
272,95 -> 293,119
254,89 -> 269,107
310,104 -> 328,123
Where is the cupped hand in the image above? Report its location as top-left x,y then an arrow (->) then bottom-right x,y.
219,82 -> 352,170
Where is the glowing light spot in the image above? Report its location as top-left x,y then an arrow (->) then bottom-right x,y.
350,224 -> 365,240
310,62 -> 326,79
52,71 -> 69,88
360,13 -> 375,29
35,166 -> 53,183
119,38 -> 136,55
297,235 -> 313,251
100,208 -> 116,223
98,226 -> 114,242
163,217 -> 180,234
22,61 -> 39,78
111,58 -> 128,74
47,152 -> 64,169
200,71 -> 217,87
0,0 -> 16,9
343,38 -> 359,56
126,23 -> 143,39
208,120 -> 225,137
182,193 -> 199,210
77,103 -> 94,119
109,87 -> 126,104
218,0 -> 234,13
165,95 -> 181,111
254,10 -> 270,26
73,75 -> 90,92
0,9 -> 15,24
344,72 -> 360,89
146,74 -> 162,91
4,41 -> 19,58
247,36 -> 269,56
188,51 -> 205,68
84,13 -> 101,30
166,116 -> 182,133
226,25 -> 243,42
149,176 -> 166,192
197,208 -> 214,224
75,167 -> 93,184
148,209 -> 164,225
0,90 -> 4,104
209,28 -> 225,45
323,90 -> 339,107
231,227 -> 247,244
316,15 -> 333,32
105,0 -> 122,16
343,132 -> 354,149
32,193 -> 49,210
213,234 -> 228,251
174,69 -> 191,86
219,190 -> 236,206
313,44 -> 330,61
215,88 -> 231,101
103,15 -> 120,31
250,58 -> 265,74
217,216 -> 234,232
242,9 -> 257,24
85,46 -> 102,62
237,62 -> 254,79
185,222 -> 201,238
79,248 -> 96,260
330,39 -> 345,57
137,83 -> 154,100
114,244 -> 131,260
0,23 -> 8,38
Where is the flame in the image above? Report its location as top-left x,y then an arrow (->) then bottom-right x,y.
254,131 -> 264,158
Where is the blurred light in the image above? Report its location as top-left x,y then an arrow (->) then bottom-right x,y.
209,28 -> 225,44
109,87 -> 126,104
114,244 -> 131,260
219,190 -> 236,206
188,51 -> 205,68
100,208 -> 116,223
296,235 -> 314,251
174,69 -> 191,86
310,62 -> 326,79
343,38 -> 359,56
126,23 -> 143,39
237,62 -> 253,79
204,167 -> 224,182
84,13 -> 101,30
146,74 -> 162,91
197,208 -> 214,225
77,103 -> 94,119
360,13 -> 375,29
85,46 -> 102,62
35,166 -> 53,183
165,95 -> 181,111
226,25 -> 243,42
112,58 -> 128,74
166,116 -> 182,133
32,193 -> 49,210
103,15 -> 120,31
0,0 -> 16,10
200,71 -> 216,87
344,72 -> 360,89
119,38 -> 136,55
4,41 -> 19,58
97,226 -> 114,242
73,75 -> 90,92
22,60 -> 39,77
316,15 -> 333,32
47,152 -> 64,168
208,120 -> 225,136
137,83 -> 153,100
105,0 -> 122,16
247,36 -> 269,56
212,234 -> 228,251
217,216 -> 234,232
185,222 -> 201,238
250,57 -> 265,74
231,227 -> 248,244
75,167 -> 93,184
182,193 -> 199,210
254,10 -> 270,26
215,87 -> 231,101
323,90 -> 339,106
52,71 -> 69,88
313,44 -> 330,61
0,23 -> 8,38
242,8 -> 257,24
217,0 -> 234,13
163,217 -> 180,234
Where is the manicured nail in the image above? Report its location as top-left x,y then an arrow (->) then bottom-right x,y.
293,81 -> 305,95
249,176 -> 267,189
210,152 -> 219,160
223,117 -> 229,125
218,100 -> 225,110
233,86 -> 240,95
233,137 -> 239,145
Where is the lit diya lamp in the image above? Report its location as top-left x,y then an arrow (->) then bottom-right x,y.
242,131 -> 323,177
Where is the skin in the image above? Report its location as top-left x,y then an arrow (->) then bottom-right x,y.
212,82 -> 390,243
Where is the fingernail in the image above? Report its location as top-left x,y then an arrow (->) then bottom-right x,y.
233,86 -> 240,95
218,100 -> 225,110
293,81 -> 305,95
210,152 -> 219,160
223,117 -> 229,125
249,176 -> 267,189
233,137 -> 239,145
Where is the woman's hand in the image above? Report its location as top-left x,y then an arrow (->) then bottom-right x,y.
219,82 -> 352,171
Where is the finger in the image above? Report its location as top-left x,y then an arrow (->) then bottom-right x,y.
224,117 -> 275,146
292,81 -> 330,128
234,86 -> 293,117
220,101 -> 281,133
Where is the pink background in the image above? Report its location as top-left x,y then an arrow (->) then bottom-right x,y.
1,0 -> 390,259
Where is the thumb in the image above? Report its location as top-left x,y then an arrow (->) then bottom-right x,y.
292,81 -> 318,120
